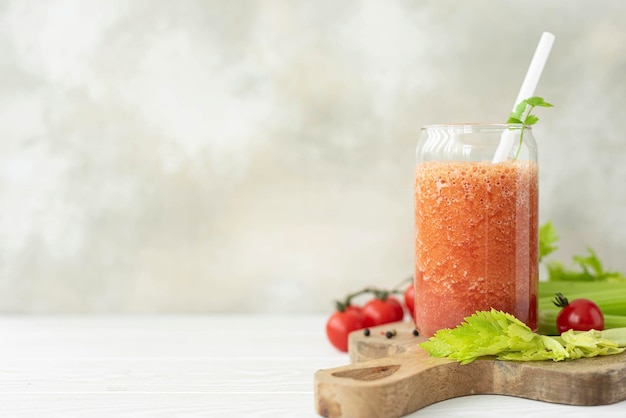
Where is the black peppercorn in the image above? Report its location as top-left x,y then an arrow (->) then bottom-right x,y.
363,328 -> 370,336
385,329 -> 397,339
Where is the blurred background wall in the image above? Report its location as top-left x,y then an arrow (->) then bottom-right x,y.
1,0 -> 625,313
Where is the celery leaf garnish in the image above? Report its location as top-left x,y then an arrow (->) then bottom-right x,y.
420,309 -> 624,364
507,96 -> 553,159
507,96 -> 553,125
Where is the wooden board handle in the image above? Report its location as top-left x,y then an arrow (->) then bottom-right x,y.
315,350 -> 487,418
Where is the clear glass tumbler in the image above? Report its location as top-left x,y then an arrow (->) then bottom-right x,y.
414,124 -> 538,337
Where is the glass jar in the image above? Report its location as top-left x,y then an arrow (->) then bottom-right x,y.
413,124 -> 538,337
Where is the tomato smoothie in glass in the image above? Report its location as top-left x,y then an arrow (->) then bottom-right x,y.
414,125 -> 538,337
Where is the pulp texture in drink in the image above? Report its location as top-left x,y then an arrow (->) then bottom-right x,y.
414,160 -> 538,337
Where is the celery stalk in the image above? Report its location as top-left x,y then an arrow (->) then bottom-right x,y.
538,280 -> 626,307
601,328 -> 626,347
538,311 -> 626,335
538,280 -> 626,334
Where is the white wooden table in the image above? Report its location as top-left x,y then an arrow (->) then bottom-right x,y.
0,314 -> 624,417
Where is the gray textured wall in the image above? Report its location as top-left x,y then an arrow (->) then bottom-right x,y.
1,0 -> 625,313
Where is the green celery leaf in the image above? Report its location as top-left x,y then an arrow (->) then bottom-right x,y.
512,100 -> 528,119
572,248 -> 603,275
523,114 -> 539,125
539,222 -> 559,261
507,97 -> 553,160
420,309 -> 625,364
546,260 -> 594,281
526,96 -> 547,106
546,247 -> 626,282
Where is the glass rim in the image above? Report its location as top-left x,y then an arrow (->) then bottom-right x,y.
421,123 -> 532,130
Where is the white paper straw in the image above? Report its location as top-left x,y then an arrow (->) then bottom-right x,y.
492,32 -> 555,163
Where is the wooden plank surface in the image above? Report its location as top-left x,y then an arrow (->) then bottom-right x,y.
0,315 -> 625,417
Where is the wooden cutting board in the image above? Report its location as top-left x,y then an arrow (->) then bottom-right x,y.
314,321 -> 626,418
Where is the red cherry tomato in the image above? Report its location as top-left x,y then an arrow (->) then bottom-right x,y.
404,285 -> 415,319
362,296 -> 404,327
554,293 -> 604,333
344,304 -> 363,316
325,306 -> 365,352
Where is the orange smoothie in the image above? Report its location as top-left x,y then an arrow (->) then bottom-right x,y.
414,160 -> 538,337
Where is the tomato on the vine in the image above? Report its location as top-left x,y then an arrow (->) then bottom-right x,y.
325,281 -> 411,351
325,305 -> 365,352
362,295 -> 404,327
404,285 -> 415,319
553,293 -> 604,333
344,304 -> 363,316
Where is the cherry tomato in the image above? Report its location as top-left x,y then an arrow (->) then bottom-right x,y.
362,296 -> 404,327
344,304 -> 363,316
404,285 -> 415,319
325,306 -> 365,352
553,293 -> 604,333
